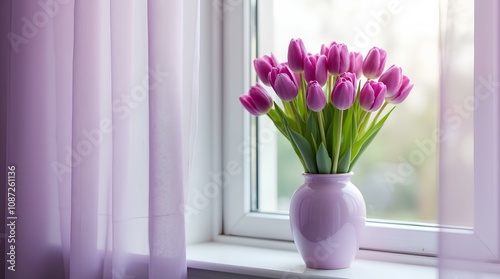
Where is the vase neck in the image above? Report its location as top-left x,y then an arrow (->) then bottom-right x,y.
302,173 -> 353,184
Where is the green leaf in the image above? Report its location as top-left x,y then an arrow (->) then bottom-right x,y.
316,143 -> 332,174
283,101 -> 293,118
350,107 -> 395,170
275,102 -> 298,133
349,127 -> 381,171
288,127 -> 318,173
341,108 -> 354,154
308,132 -> 318,154
337,147 -> 351,173
296,86 -> 305,116
267,108 -> 287,138
274,102 -> 308,172
324,102 -> 335,125
325,107 -> 338,155
353,107 -> 394,158
306,114 -> 319,138
334,107 -> 356,173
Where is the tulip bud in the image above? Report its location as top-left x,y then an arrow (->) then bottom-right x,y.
359,80 -> 386,112
253,53 -> 279,86
269,65 -> 299,101
327,43 -> 349,76
315,55 -> 328,87
348,52 -> 363,79
303,54 -> 318,84
320,44 -> 330,57
306,81 -> 327,112
378,65 -> 403,98
287,38 -> 307,73
362,47 -> 387,79
239,84 -> 273,116
269,63 -> 296,87
387,75 -> 413,104
363,47 -> 387,79
341,71 -> 357,90
239,95 -> 260,116
303,54 -> 328,87
331,73 -> 356,110
274,74 -> 299,102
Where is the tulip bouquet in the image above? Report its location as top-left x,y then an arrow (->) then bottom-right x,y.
240,39 -> 414,174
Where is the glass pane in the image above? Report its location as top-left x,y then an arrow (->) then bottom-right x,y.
255,0 -> 474,226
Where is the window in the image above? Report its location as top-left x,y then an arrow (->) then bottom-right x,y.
222,0 -> 500,258
254,0 -> 474,226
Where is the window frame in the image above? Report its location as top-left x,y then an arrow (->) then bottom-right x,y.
221,0 -> 500,259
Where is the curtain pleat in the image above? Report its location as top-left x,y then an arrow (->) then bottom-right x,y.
147,0 -> 187,277
71,1 -> 113,278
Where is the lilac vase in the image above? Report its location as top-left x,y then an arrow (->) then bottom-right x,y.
289,173 -> 366,269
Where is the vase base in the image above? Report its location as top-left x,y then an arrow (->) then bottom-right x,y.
306,264 -> 351,270
304,259 -> 352,270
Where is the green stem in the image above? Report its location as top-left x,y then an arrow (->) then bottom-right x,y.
317,111 -> 327,147
300,73 -> 307,115
369,101 -> 389,130
357,111 -> 369,134
296,75 -> 304,116
358,111 -> 367,130
332,109 -> 343,174
327,75 -> 333,103
289,101 -> 303,134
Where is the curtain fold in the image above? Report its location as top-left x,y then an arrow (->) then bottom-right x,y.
4,0 -> 200,278
147,0 -> 187,278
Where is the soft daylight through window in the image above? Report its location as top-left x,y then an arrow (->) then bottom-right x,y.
254,0 -> 474,226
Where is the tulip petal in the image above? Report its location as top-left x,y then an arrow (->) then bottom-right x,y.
360,85 -> 375,111
274,74 -> 299,101
379,65 -> 403,97
239,95 -> 261,116
315,55 -> 328,87
306,81 -> 326,111
288,38 -> 307,72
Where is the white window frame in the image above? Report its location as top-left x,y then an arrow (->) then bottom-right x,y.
221,0 -> 500,259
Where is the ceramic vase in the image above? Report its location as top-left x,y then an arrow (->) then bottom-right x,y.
289,172 -> 366,269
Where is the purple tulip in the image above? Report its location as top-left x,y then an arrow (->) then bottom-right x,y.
340,71 -> 357,90
363,47 -> 387,79
387,75 -> 414,104
268,65 -> 299,101
320,43 -> 330,57
327,43 -> 349,76
239,95 -> 260,116
306,81 -> 327,111
303,54 -> 318,84
253,53 -> 279,86
239,84 -> 273,116
348,52 -> 363,79
287,38 -> 307,73
268,64 -> 298,87
303,54 -> 328,86
359,80 -> 386,112
331,73 -> 356,110
378,65 -> 403,98
315,55 -> 328,86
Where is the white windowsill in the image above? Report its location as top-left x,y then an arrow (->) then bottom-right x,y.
187,239 -> 438,279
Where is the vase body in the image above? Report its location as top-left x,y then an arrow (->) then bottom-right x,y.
289,173 -> 366,269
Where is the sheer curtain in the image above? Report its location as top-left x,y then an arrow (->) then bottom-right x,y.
2,0 -> 199,278
439,0 -> 500,278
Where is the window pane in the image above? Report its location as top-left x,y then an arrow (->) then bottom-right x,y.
255,0 -> 474,226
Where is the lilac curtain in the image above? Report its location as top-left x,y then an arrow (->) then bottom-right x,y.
2,0 -> 199,278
